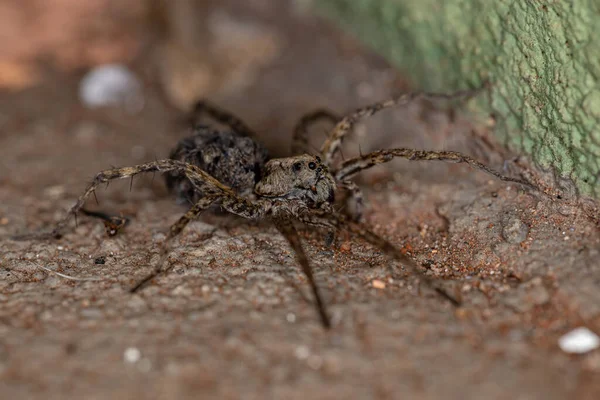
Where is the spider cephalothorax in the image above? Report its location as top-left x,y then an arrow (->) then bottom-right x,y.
255,155 -> 335,207
18,87 -> 541,328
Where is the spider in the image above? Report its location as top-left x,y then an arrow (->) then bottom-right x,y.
19,87 -> 539,328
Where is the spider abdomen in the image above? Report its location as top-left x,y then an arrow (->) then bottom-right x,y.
165,126 -> 269,204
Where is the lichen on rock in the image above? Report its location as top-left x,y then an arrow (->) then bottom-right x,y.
319,0 -> 600,196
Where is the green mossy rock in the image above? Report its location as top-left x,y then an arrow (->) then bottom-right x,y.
319,0 -> 600,196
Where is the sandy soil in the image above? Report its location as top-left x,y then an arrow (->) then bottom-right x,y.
1,1 -> 600,399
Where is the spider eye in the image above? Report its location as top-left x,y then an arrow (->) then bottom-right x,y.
308,162 -> 317,170
293,162 -> 303,172
316,156 -> 321,162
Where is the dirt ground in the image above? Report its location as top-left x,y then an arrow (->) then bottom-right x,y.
2,1 -> 600,399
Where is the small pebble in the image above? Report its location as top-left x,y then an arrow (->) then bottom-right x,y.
339,242 -> 351,252
79,64 -> 144,113
502,215 -> 529,244
372,279 -> 386,289
559,327 -> 600,354
295,346 -> 310,360
124,347 -> 141,363
172,285 -> 192,296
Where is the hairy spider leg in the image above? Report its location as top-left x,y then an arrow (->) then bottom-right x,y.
41,160 -> 236,238
320,87 -> 485,167
130,194 -> 219,293
275,220 -> 331,328
292,109 -> 339,155
297,209 -> 461,307
337,179 -> 365,222
169,195 -> 220,240
335,148 -> 539,191
129,196 -> 332,327
191,100 -> 257,138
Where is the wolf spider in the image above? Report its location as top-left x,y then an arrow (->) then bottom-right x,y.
20,87 -> 538,328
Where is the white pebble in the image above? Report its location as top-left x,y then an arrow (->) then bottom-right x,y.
286,313 -> 296,323
559,327 -> 600,354
124,347 -> 141,363
79,64 -> 144,113
295,345 -> 310,360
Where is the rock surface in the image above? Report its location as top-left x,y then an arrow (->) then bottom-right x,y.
1,1 -> 600,399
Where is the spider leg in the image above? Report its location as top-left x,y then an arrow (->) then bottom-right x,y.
320,87 -> 484,166
292,109 -> 339,155
130,194 -> 219,293
338,180 -> 364,222
190,100 -> 256,138
14,160 -> 236,240
335,148 -> 539,191
166,195 -> 219,239
275,220 -> 331,328
297,209 -> 461,307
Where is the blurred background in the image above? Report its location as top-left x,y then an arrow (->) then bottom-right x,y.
0,0 -> 430,158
